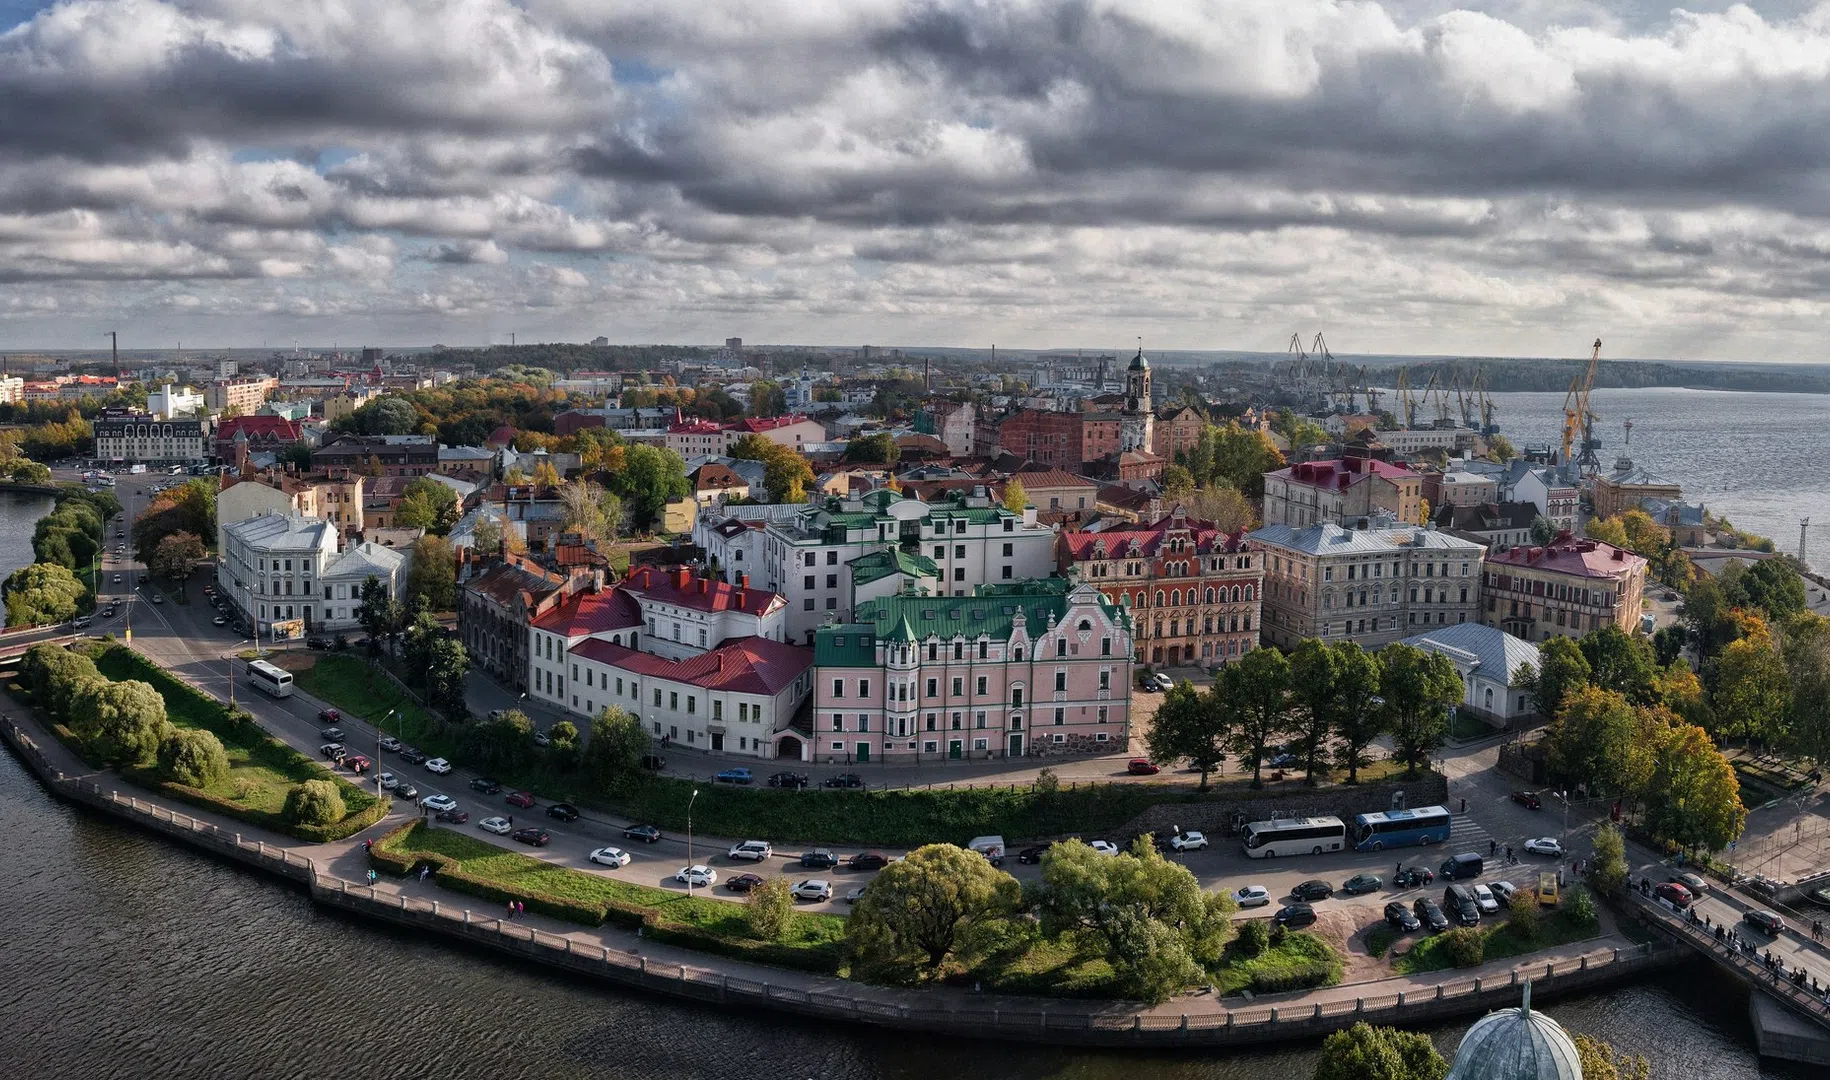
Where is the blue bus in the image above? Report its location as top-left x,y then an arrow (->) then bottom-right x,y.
1353,805 -> 1453,851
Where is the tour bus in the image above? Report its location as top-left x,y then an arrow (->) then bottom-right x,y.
1353,805 -> 1454,852
247,659 -> 294,698
1241,815 -> 1347,858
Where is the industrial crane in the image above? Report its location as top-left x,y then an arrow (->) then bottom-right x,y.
1560,338 -> 1603,474
1452,372 -> 1475,429
1396,368 -> 1419,428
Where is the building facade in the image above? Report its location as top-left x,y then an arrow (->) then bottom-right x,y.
1057,508 -> 1263,667
1592,457 -> 1683,521
312,434 -> 438,476
215,416 -> 302,461
1252,522 -> 1485,650
1481,534 -> 1648,642
458,555 -> 579,691
317,542 -> 408,631
1400,623 -> 1540,724
91,411 -> 207,464
207,377 -> 279,414
811,578 -> 1134,763
146,384 -> 205,420
1151,404 -> 1204,460
1261,458 -> 1424,528
217,513 -> 340,637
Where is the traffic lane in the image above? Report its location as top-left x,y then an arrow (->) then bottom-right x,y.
1679,887 -> 1830,986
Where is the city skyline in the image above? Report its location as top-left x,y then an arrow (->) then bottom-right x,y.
6,1 -> 1830,360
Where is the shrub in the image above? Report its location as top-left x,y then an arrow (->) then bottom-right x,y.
285,778 -> 346,825
1507,898 -> 1541,942
746,877 -> 795,942
1566,885 -> 1599,931
1440,926 -> 1485,968
157,728 -> 229,788
1235,918 -> 1271,958
231,777 -> 260,801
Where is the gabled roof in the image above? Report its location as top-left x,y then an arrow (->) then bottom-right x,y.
621,564 -> 785,616
1011,467 -> 1096,490
848,548 -> 939,587
570,635 -> 812,695
691,463 -> 748,491
1402,622 -> 1540,685
323,541 -> 406,581
218,415 -> 302,443
1058,510 -> 1248,559
729,414 -> 816,433
1431,501 -> 1539,533
1484,533 -> 1647,579
815,577 -> 1116,666
223,512 -> 336,551
530,586 -> 642,637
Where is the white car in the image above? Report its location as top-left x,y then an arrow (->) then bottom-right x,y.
1524,837 -> 1564,857
424,757 -> 452,775
589,846 -> 631,868
1169,831 -> 1209,852
378,772 -> 399,791
675,865 -> 717,888
792,879 -> 833,901
1232,885 -> 1272,908
1087,840 -> 1121,856
728,840 -> 773,861
479,816 -> 512,835
1473,883 -> 1500,914
843,885 -> 868,904
420,793 -> 457,813
378,736 -> 402,752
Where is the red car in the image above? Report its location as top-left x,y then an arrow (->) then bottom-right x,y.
1127,759 -> 1161,775
1511,791 -> 1543,810
505,790 -> 536,808
343,754 -> 372,774
318,708 -> 341,723
1653,882 -> 1694,908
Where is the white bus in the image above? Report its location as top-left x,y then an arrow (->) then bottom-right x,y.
247,659 -> 294,698
1241,815 -> 1348,859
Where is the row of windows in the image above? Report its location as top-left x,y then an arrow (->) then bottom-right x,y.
1149,614 -> 1253,636
829,706 -> 1112,731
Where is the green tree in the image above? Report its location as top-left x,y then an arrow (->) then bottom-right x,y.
157,728 -> 230,789
1002,477 -> 1028,514
1329,642 -> 1385,783
746,877 -> 796,941
844,432 -> 899,466
1578,625 -> 1657,704
1543,687 -> 1641,797
548,719 -> 579,748
6,458 -> 52,484
1529,515 -> 1556,546
406,535 -> 458,612
71,678 -> 168,766
1590,822 -> 1628,897
1223,647 -> 1291,787
1188,482 -> 1258,533
150,530 -> 205,583
396,476 -> 460,533
284,778 -> 347,825
1313,1022 -> 1449,1080
1209,422 -> 1285,496
1289,639 -> 1339,784
464,708 -> 534,773
729,433 -> 814,504
1484,434 -> 1517,463
1711,627 -> 1788,742
1573,1034 -> 1652,1080
1643,722 -> 1746,853
1730,557 -> 1808,620
3,562 -> 87,627
1521,635 -> 1590,718
1161,463 -> 1195,500
847,843 -> 1021,972
581,706 -> 651,792
1378,644 -> 1462,777
276,443 -> 315,471
613,444 -> 691,526
1780,613 -> 1830,765
1652,624 -> 1687,667
1144,681 -> 1227,789
424,637 -> 471,720
356,575 -> 400,652
749,379 -> 787,416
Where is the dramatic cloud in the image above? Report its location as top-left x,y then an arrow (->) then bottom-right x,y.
6,0 -> 1830,357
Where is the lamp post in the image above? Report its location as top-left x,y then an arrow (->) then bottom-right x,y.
376,708 -> 398,800
228,638 -> 249,707
686,788 -> 700,896
1561,789 -> 1570,843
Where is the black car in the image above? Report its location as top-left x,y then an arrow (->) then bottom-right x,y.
1394,866 -> 1435,889
848,851 -> 889,871
769,771 -> 809,789
1413,897 -> 1450,932
799,849 -> 839,869
1385,901 -> 1422,931
1274,903 -> 1317,928
623,824 -> 662,843
511,827 -> 551,847
1292,879 -> 1334,902
399,747 -> 429,765
319,726 -> 345,741
306,636 -> 330,650
394,782 -> 420,801
724,872 -> 765,894
435,808 -> 469,824
470,777 -> 503,794
1745,910 -> 1786,936
640,754 -> 666,771
822,773 -> 865,789
1017,844 -> 1051,865
547,803 -> 580,823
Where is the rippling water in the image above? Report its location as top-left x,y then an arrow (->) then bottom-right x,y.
0,490 -> 53,626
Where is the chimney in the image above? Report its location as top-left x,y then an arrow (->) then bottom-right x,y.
699,575 -> 710,595
674,566 -> 690,590
739,572 -> 749,589
736,590 -> 746,611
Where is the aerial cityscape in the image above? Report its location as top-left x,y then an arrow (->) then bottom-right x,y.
6,3 -> 1830,1080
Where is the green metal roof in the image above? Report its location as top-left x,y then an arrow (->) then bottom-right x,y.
814,624 -> 878,668
848,547 -> 939,587
815,576 -> 1128,666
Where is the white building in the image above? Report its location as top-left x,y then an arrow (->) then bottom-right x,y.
91,412 -> 207,464
217,513 -> 340,637
1508,467 -> 1579,536
1251,521 -> 1486,651
1375,427 -> 1477,455
0,375 -> 25,404
1400,622 -> 1540,724
318,542 -> 408,630
146,384 -> 205,420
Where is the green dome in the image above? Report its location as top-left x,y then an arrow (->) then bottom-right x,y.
1446,984 -> 1584,1080
1128,347 -> 1149,371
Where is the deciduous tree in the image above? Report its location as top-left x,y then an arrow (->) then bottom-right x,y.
150,530 -> 205,583
1144,681 -> 1227,789
1002,477 -> 1028,514
1329,642 -> 1385,783
581,706 -> 651,791
284,778 -> 346,825
396,476 -> 460,533
356,575 -> 400,651
3,562 -> 86,627
157,728 -> 229,789
1160,464 -> 1195,500
746,877 -> 796,941
71,678 -> 169,767
1313,1022 -> 1449,1080
1289,639 -> 1338,784
1590,822 -> 1628,897
1523,635 -> 1589,717
1578,625 -> 1657,704
1573,1034 -> 1652,1080
1188,482 -> 1258,533
1224,647 -> 1291,787
847,843 -> 1020,973
729,434 -> 813,504
406,535 -> 457,612
1643,722 -> 1746,854
1378,644 -> 1462,777
1711,626 -> 1787,743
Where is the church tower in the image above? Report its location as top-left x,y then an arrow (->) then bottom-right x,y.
1120,346 -> 1154,453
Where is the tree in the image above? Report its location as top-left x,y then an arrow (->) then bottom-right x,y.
1144,681 -> 1227,789
844,432 -> 899,466
847,843 -> 1021,972
1288,639 -> 1339,784
1529,515 -> 1556,546
1711,628 -> 1788,742
1573,1034 -> 1652,1080
581,706 -> 651,791
548,718 -> 578,748
284,778 -> 346,826
150,530 -> 205,583
1187,482 -> 1258,533
1484,434 -> 1517,463
157,728 -> 229,789
6,458 -> 51,484
20,642 -> 98,712
1002,477 -> 1028,514
613,444 -> 690,526
746,877 -> 796,941
71,679 -> 168,767
3,562 -> 86,627
1730,557 -> 1808,620
1543,687 -> 1653,798
729,433 -> 814,504
1209,423 -> 1285,496
1652,662 -> 1712,730
1780,613 -> 1830,765
1378,644 -> 1462,777
276,444 -> 314,471
464,708 -> 534,773
749,379 -> 787,416
1643,722 -> 1746,853
1160,464 -> 1195,500
355,575 -> 400,648
559,479 -> 611,537
1224,647 -> 1291,787
1324,642 -> 1384,783
1032,838 -> 1235,1002
1681,576 -> 1734,659
1590,822 -> 1628,897
1652,624 -> 1687,667
406,536 -> 457,612
424,638 -> 471,721
396,476 -> 460,533
1525,635 -> 1590,717
531,458 -> 562,489
1313,1022 -> 1449,1080
1578,625 -> 1656,704
469,514 -> 505,555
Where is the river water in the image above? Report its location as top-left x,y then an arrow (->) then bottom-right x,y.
1487,388 -> 1830,552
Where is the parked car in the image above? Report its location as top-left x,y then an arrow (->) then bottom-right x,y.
212,616 -> 228,626
1385,901 -> 1422,931
848,851 -> 889,871
318,709 -> 342,723
1413,897 -> 1450,932
724,872 -> 765,894
1017,844 -> 1051,865
479,817 -> 513,835
791,879 -> 833,902
1232,885 -> 1272,908
424,757 -> 452,775
1274,904 -> 1317,928
1511,790 -> 1543,810
377,771 -> 398,790
532,731 -> 550,748
1150,673 -> 1174,692
306,636 -> 330,650
1087,840 -> 1122,856
1395,866 -> 1436,889
1341,873 -> 1383,896
399,747 -> 428,765
714,767 -> 753,785
394,782 -> 420,801
1168,831 -> 1209,852
149,594 -> 163,604
319,726 -> 345,741
1444,884 -> 1481,926
1292,879 -> 1334,901
1267,752 -> 1300,769
1654,882 -> 1694,908
1745,910 -> 1785,936
505,790 -> 536,808
435,808 -> 469,824
1126,759 -> 1161,775
623,824 -> 662,843
1668,872 -> 1708,895
589,847 -> 632,868
378,736 -> 402,753
1489,880 -> 1519,907
843,885 -> 868,904
320,742 -> 346,760
799,849 -> 839,869
1472,883 -> 1500,914
675,865 -> 717,888
728,840 -> 774,861
768,771 -> 809,789
343,754 -> 370,773
1524,837 -> 1564,857
511,827 -> 551,847
822,773 -> 865,789
469,776 -> 502,794
421,794 -> 457,813
547,803 -> 580,822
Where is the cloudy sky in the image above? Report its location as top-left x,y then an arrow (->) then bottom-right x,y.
5,0 -> 1830,359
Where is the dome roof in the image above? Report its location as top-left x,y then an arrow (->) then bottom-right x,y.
1446,984 -> 1584,1080
1128,347 -> 1149,372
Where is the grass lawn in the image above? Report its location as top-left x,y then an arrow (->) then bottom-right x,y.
288,652 -> 441,745
1393,907 -> 1598,974
969,935 -> 1117,997
1212,932 -> 1344,996
1449,710 -> 1500,742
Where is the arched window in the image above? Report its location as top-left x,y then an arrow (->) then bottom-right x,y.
1244,584 -> 1254,601
1154,590 -> 1165,606
1077,619 -> 1091,632
1205,587 -> 1215,603
1230,585 -> 1241,603
1170,589 -> 1180,606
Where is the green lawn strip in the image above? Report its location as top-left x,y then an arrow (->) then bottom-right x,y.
1212,932 -> 1344,996
371,819 -> 845,973
1364,925 -> 1399,959
1393,909 -> 1596,975
1448,710 -> 1498,742
968,935 -> 1118,997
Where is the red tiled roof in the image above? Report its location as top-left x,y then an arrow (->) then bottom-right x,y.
570,635 -> 811,695
530,587 -> 642,636
692,463 -> 747,491
218,416 -> 302,442
1276,458 -> 1417,490
467,558 -> 568,607
1485,534 -> 1647,579
1058,511 -> 1247,559
623,564 -> 784,615
1012,467 -> 1096,490
728,415 -> 814,433
669,419 -> 725,435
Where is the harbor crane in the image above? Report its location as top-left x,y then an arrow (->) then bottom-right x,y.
1396,368 -> 1419,428
1560,338 -> 1604,475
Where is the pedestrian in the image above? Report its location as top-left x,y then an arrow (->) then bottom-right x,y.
1396,861 -> 1402,878
1461,797 -> 1467,813
507,814 -> 513,826
507,901 -> 515,919
518,900 -> 526,916
1490,839 -> 1497,856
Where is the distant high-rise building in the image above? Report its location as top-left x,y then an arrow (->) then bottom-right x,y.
725,337 -> 743,350
590,336 -> 609,347
361,346 -> 384,366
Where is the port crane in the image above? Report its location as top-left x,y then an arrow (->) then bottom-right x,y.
1560,338 -> 1603,476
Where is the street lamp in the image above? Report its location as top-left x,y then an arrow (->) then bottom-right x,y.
686,788 -> 700,896
227,638 -> 250,707
1561,790 -> 1571,842
376,708 -> 398,800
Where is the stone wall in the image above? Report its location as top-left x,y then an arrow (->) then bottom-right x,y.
1117,773 -> 1450,840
